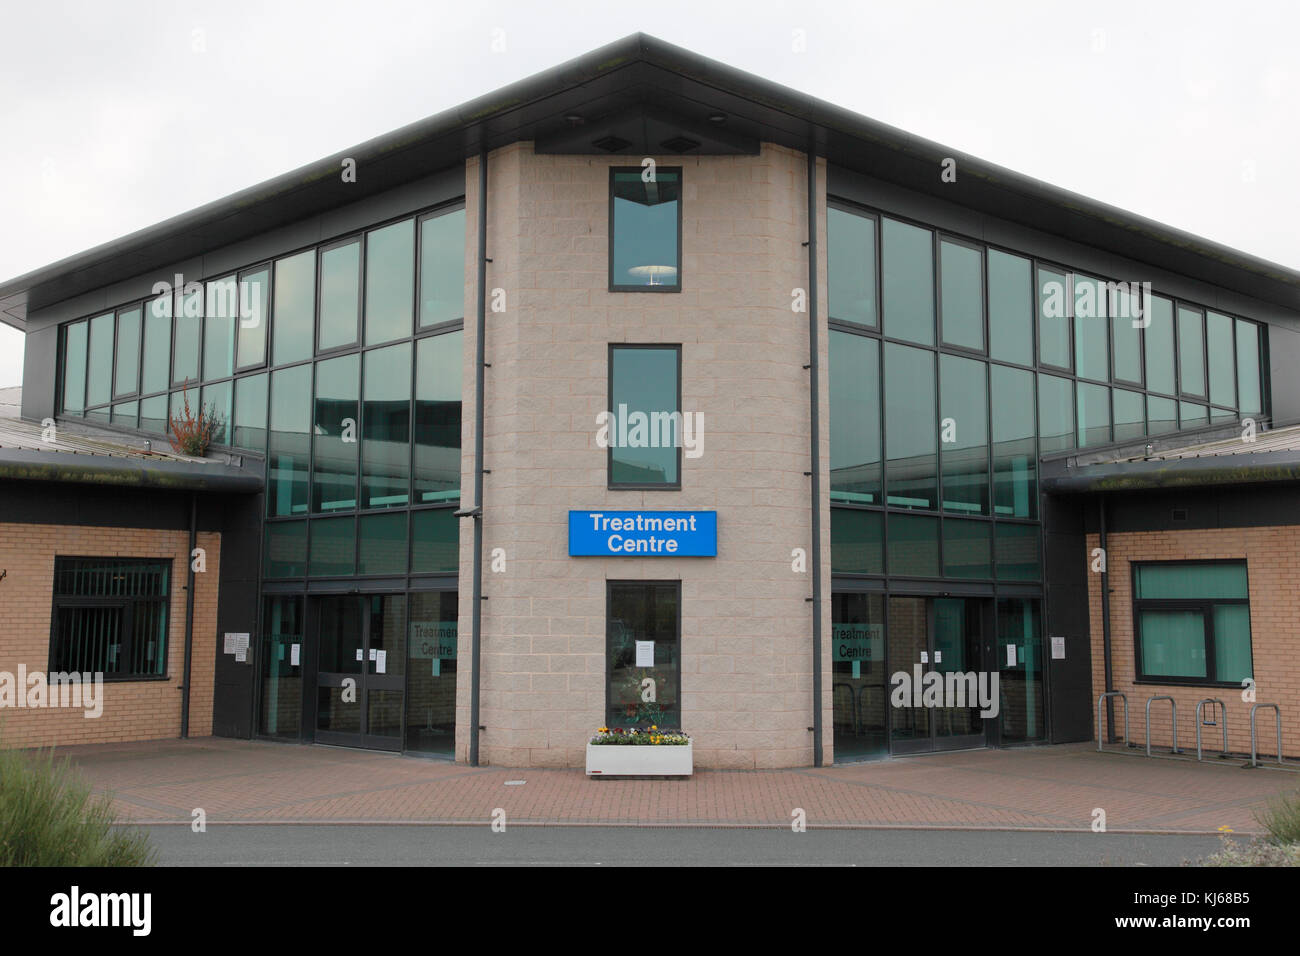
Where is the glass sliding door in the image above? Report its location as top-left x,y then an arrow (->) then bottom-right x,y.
314,594 -> 404,751
887,596 -> 931,753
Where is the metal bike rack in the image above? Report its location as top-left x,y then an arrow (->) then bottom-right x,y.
1250,702 -> 1283,768
1195,698 -> 1228,761
1145,695 -> 1181,757
1096,691 -> 1129,752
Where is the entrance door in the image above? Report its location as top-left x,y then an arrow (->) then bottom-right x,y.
314,594 -> 405,751
888,596 -> 988,754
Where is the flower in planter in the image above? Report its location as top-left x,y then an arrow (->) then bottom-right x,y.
589,726 -> 690,746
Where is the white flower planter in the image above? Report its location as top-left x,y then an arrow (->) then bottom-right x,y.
586,740 -> 693,776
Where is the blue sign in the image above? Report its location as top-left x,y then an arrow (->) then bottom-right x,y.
568,510 -> 717,557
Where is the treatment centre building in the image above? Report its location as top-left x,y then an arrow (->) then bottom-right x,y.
1,34 -> 1298,768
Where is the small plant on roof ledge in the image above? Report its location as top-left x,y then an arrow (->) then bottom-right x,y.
168,383 -> 222,458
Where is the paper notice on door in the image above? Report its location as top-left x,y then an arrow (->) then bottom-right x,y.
920,650 -> 929,664
1006,644 -> 1017,667
369,648 -> 377,661
933,650 -> 942,664
635,641 -> 655,667
355,648 -> 364,662
376,650 -> 387,674
291,643 -> 300,666
224,633 -> 237,655
231,633 -> 249,662
1051,636 -> 1066,660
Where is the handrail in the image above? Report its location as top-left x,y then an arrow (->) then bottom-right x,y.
1145,695 -> 1180,757
1097,691 -> 1128,752
1195,698 -> 1228,761
1250,702 -> 1283,768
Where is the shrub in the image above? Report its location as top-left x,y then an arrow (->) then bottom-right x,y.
0,745 -> 155,867
1196,833 -> 1300,867
1255,788 -> 1300,846
168,383 -> 221,457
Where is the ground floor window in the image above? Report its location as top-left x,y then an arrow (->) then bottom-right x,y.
996,597 -> 1044,743
1132,561 -> 1253,685
50,557 -> 171,679
605,581 -> 680,729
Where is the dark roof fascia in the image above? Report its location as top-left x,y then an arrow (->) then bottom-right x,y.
1041,449 -> 1300,495
0,448 -> 263,493
4,32 -> 1300,329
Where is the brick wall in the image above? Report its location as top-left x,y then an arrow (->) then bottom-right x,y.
457,144 -> 831,768
1086,527 -> 1298,759
0,522 -> 220,748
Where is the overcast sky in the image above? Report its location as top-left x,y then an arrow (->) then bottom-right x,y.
2,0 -> 1296,389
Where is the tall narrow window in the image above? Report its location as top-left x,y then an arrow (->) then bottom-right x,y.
419,207 -> 466,328
991,365 -> 1036,519
1236,320 -> 1262,416
1206,311 -> 1236,409
829,330 -> 881,504
173,289 -> 201,387
1073,275 -> 1108,381
1110,283 -> 1143,385
113,306 -> 141,399
312,353 -> 359,513
939,239 -> 983,351
1178,305 -> 1206,398
939,353 -> 988,514
142,295 -> 172,394
610,168 -> 681,291
828,205 -> 877,327
884,343 -> 936,509
237,267 -> 269,370
86,312 -> 114,407
273,250 -> 315,366
882,218 -> 934,346
1144,295 -> 1176,395
61,320 -> 88,415
204,277 -> 237,381
988,250 -> 1033,366
268,364 -> 312,516
1037,267 -> 1070,370
365,218 -> 415,345
606,581 -> 681,729
1037,373 -> 1074,453
608,345 -> 681,488
362,342 -> 412,508
414,330 -> 463,504
318,239 -> 361,351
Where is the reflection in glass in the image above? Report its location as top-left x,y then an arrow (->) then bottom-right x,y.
62,321 -> 87,414
1037,267 -> 1070,368
1144,295 -> 1175,394
273,250 -> 315,366
939,354 -> 988,514
830,331 -> 880,504
87,312 -> 114,407
609,346 -> 678,486
611,170 -> 680,288
882,218 -> 934,345
319,241 -> 361,351
991,365 -> 1036,519
884,343 -> 936,509
831,592 -> 886,761
1178,306 -> 1205,397
268,364 -> 312,516
988,249 -> 1033,365
365,218 -> 415,345
414,331 -> 463,503
406,591 -> 458,754
312,353 -> 359,512
420,208 -> 466,327
260,596 -> 303,738
939,240 -> 982,351
114,307 -> 141,398
204,277 -> 237,380
363,343 -> 411,508
998,598 -> 1044,742
828,206 -> 876,327
605,582 -> 680,729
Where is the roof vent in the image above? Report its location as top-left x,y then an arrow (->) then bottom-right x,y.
592,135 -> 632,153
660,135 -> 701,153
1171,507 -> 1188,522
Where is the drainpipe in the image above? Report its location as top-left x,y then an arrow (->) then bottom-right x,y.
1099,498 -> 1115,743
806,148 -> 823,767
468,147 -> 488,766
180,493 -> 196,738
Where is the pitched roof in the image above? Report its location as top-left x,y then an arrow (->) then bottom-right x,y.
3,33 -> 1299,330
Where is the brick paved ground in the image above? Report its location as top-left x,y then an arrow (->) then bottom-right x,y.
57,738 -> 1300,833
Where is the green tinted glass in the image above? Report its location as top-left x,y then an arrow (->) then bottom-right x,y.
173,292 -> 201,386
233,372 -> 268,452
411,508 -> 458,573
1213,605 -> 1253,684
142,296 -> 172,394
1076,382 -> 1110,447
885,343 -> 936,509
611,170 -> 680,289
830,508 -> 883,574
237,269 -> 269,369
881,218 -> 934,345
309,515 -> 356,577
114,307 -> 141,398
1235,320 -> 1261,416
1037,267 -> 1070,368
420,208 -> 466,327
1144,296 -> 1175,394
363,342 -> 412,509
319,241 -> 361,351
1110,283 -> 1143,383
943,519 -> 991,578
1139,610 -> 1206,678
1147,395 -> 1177,435
1113,388 -> 1144,442
359,512 -> 408,575
312,353 -> 359,513
991,365 -> 1036,519
939,354 -> 987,514
1136,562 -> 1247,600
887,513 -> 939,577
415,331 -> 463,503
940,240 -> 982,351
995,523 -> 1039,580
201,379 -> 232,445
1206,311 -> 1235,408
988,250 -> 1033,365
62,321 -> 87,413
273,250 -> 315,366
609,346 -> 678,486
264,521 -> 307,578
268,364 -> 312,516
1037,373 -> 1073,452
830,330 -> 880,504
204,278 -> 237,380
828,207 -> 877,327
1073,276 -> 1108,381
365,218 -> 414,345
1178,306 -> 1205,397
86,312 -> 114,406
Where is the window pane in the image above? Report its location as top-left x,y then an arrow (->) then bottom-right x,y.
309,515 -> 355,577
1037,267 -> 1070,368
233,373 -> 268,452
884,343 -> 936,509
363,342 -> 412,509
111,401 -> 138,428
943,518 -> 991,578
611,169 -> 680,289
1144,295 -> 1175,394
1147,395 -> 1177,436
268,364 -> 312,516
831,591 -> 887,759
609,346 -> 679,486
114,307 -> 141,398
1139,610 -> 1206,678
312,353 -> 359,513
1037,373 -> 1074,453
62,321 -> 87,414
273,250 -> 315,366
260,595 -> 304,738
406,591 -> 458,754
1206,311 -> 1235,408
881,218 -> 934,345
86,312 -> 114,406
1213,605 -> 1253,684
995,523 -> 1039,580
200,379 -> 232,446
420,208 -> 466,327
1113,388 -> 1145,442
359,512 -> 407,575
991,365 -> 1036,519
1236,320 -> 1262,416
887,513 -> 939,576
988,250 -> 1033,366
830,331 -> 880,504
411,508 -> 459,573
1073,276 -> 1107,381
415,331 -> 463,503
319,241 -> 361,351
1076,382 -> 1110,448
1179,402 -> 1207,429
997,598 -> 1044,742
606,582 -> 681,729
1178,305 -> 1205,397
830,508 -> 883,574
1136,563 -> 1247,600
1110,283 -> 1142,383
365,218 -> 414,345
939,354 -> 987,514
142,296 -> 172,394
237,269 -> 269,369
939,240 -> 983,351
139,394 -> 167,434
828,207 -> 877,327
204,278 -> 237,380
264,520 -> 307,578
173,291 -> 201,386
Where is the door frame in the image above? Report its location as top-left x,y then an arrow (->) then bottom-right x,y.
312,594 -> 403,752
